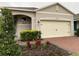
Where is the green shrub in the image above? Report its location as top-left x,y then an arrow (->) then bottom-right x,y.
20,30 -> 41,41
0,8 -> 22,56
75,28 -> 79,36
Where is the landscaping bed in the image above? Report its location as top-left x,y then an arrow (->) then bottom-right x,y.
19,40 -> 71,56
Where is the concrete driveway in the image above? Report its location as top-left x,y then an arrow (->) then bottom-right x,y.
44,36 -> 79,53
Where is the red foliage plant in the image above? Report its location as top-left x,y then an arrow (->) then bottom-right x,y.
27,41 -> 31,48
35,40 -> 41,48
46,41 -> 51,45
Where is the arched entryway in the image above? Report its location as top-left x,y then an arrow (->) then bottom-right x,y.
13,15 -> 31,39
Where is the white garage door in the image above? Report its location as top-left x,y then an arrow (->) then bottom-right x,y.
40,21 -> 71,38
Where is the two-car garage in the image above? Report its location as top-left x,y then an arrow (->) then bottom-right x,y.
36,3 -> 74,38
40,20 -> 71,38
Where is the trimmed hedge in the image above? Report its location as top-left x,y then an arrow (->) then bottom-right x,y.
20,30 -> 41,41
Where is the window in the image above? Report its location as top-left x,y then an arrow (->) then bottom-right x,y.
17,17 -> 31,24
74,21 -> 77,31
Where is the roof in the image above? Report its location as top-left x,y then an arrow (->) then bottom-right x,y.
36,3 -> 75,15
0,3 -> 75,15
0,7 -> 38,12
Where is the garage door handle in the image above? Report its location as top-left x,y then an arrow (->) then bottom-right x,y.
56,29 -> 58,31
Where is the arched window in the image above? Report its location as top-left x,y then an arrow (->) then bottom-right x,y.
13,15 -> 31,24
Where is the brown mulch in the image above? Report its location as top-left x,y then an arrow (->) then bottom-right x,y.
21,44 -> 71,56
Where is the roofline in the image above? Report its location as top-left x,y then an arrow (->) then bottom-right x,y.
36,3 -> 57,11
0,7 -> 38,9
9,8 -> 36,12
10,9 -> 36,13
57,3 -> 75,15
36,3 -> 75,15
0,7 -> 37,12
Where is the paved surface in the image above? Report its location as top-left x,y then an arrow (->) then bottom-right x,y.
44,36 -> 79,53
17,36 -> 79,53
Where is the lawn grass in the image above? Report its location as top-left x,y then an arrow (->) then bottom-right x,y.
71,52 -> 79,56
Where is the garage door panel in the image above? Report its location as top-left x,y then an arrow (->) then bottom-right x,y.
40,21 -> 71,38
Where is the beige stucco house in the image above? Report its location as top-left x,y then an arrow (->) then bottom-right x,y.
5,3 -> 75,39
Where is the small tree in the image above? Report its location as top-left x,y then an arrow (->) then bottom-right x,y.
0,8 -> 21,56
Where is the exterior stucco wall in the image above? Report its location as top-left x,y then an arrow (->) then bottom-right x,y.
57,5 -> 72,14
36,13 -> 73,21
39,5 -> 56,12
38,4 -> 73,15
12,10 -> 36,30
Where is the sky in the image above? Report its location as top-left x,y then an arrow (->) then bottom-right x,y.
0,2 -> 79,14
